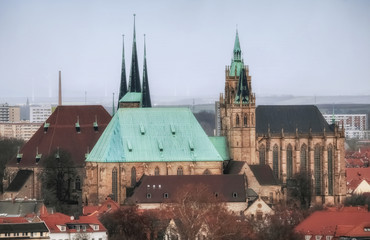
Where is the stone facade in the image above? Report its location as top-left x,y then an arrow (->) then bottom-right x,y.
84,161 -> 222,205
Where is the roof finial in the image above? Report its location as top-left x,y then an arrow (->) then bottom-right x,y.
133,14 -> 136,42
144,34 -> 146,60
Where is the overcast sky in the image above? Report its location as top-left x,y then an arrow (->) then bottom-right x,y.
0,0 -> 369,105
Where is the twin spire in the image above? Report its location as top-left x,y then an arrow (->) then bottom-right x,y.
118,14 -> 151,108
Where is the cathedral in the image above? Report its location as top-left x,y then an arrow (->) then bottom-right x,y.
84,24 -> 347,206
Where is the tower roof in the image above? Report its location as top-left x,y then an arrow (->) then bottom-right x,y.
118,35 -> 128,102
141,35 -> 152,108
128,14 -> 141,93
229,29 -> 244,77
235,67 -> 249,103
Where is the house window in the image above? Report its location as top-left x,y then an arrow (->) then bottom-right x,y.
131,167 -> 136,186
154,167 -> 160,176
112,168 -> 118,201
177,166 -> 183,175
300,144 -> 307,172
146,193 -> 151,199
273,144 -> 279,179
256,211 -> 263,221
314,145 -> 322,195
287,144 -> 293,179
259,144 -> 265,165
328,145 -> 333,195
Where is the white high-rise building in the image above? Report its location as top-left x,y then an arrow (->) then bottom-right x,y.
323,114 -> 369,139
30,105 -> 52,123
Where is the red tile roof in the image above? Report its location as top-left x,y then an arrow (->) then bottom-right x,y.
0,217 -> 28,223
40,212 -> 106,233
83,197 -> 120,216
295,207 -> 370,238
346,168 -> 370,192
7,105 -> 111,167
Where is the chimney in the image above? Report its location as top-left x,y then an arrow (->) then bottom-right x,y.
58,71 -> 62,106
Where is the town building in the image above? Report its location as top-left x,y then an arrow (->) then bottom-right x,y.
0,221 -> 49,239
0,121 -> 41,141
40,212 -> 107,240
2,106 -> 111,203
295,206 -> 370,239
346,168 -> 370,195
126,175 -> 248,213
29,105 -> 52,123
219,30 -> 346,205
0,103 -> 20,122
323,113 -> 369,139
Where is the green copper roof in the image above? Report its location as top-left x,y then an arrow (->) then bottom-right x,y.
86,108 -> 224,163
229,30 -> 244,77
208,136 -> 230,161
119,92 -> 142,103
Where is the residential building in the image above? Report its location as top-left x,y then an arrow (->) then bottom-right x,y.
0,222 -> 49,239
295,206 -> 370,239
323,113 -> 369,139
29,105 -> 52,123
40,212 -> 107,240
0,103 -> 20,122
0,121 -> 41,141
346,168 -> 370,195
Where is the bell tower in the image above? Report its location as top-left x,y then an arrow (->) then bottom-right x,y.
220,30 -> 257,164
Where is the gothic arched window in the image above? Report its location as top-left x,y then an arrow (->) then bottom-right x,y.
300,144 -> 307,172
177,166 -> 183,175
236,114 -> 240,127
259,144 -> 266,165
273,144 -> 279,179
112,168 -> 117,201
287,144 -> 293,179
244,115 -> 247,127
131,167 -> 136,187
328,145 -> 334,195
314,144 -> 322,195
154,167 -> 160,176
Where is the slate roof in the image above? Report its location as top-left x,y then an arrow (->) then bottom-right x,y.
7,105 -> 111,167
0,222 -> 48,233
128,175 -> 247,204
249,165 -> 279,185
6,170 -> 32,192
0,200 -> 44,217
86,108 -> 224,163
256,105 -> 334,134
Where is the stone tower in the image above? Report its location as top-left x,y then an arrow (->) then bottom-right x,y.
220,30 -> 257,164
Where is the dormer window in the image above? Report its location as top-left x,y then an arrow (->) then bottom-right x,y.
163,193 -> 169,198
140,124 -> 145,135
35,147 -> 42,164
93,121 -> 98,132
127,140 -> 133,152
16,153 -> 22,164
232,192 -> 238,198
170,124 -> 176,135
158,140 -> 163,152
188,140 -> 194,151
75,116 -> 80,133
44,122 -> 50,133
146,193 -> 151,199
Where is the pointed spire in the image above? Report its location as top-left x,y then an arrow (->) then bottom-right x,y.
128,14 -> 141,93
141,34 -> 152,108
235,67 -> 249,104
118,34 -> 127,102
233,28 -> 242,62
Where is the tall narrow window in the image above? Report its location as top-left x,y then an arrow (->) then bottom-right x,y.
300,144 -> 307,172
259,145 -> 266,165
244,115 -> 247,127
112,168 -> 117,201
131,167 -> 136,187
75,176 -> 81,191
314,145 -> 322,195
154,167 -> 160,176
177,166 -> 183,175
236,114 -> 240,127
287,144 -> 293,179
328,145 -> 333,195
273,144 -> 279,179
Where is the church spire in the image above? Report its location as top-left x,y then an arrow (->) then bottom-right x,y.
141,34 -> 152,108
233,29 -> 242,62
235,67 -> 249,104
128,14 -> 141,93
118,35 -> 127,102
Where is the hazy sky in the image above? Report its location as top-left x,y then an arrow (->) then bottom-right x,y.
0,0 -> 369,104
